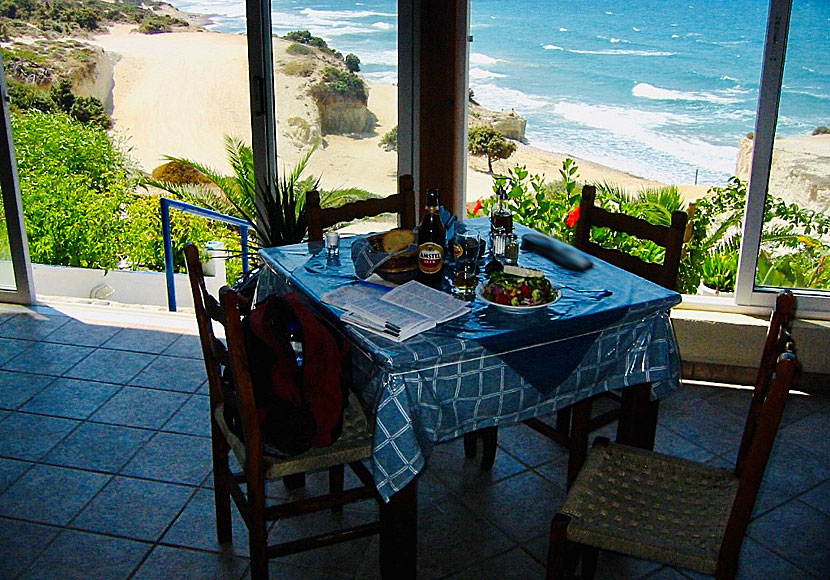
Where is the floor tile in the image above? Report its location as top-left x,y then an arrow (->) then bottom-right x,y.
495,422 -> 570,468
735,536 -> 817,579
162,488 -> 251,555
64,348 -> 156,384
132,545 -> 247,580
653,423 -> 716,463
0,370 -> 54,410
162,394 -> 211,436
0,456 -> 32,494
102,327 -> 180,354
427,435 -> 530,495
0,337 -> 36,365
21,377 -> 120,419
129,355 -> 207,392
43,421 -> 154,473
462,470 -> 564,544
163,333 -> 204,359
19,528 -> 149,580
762,437 -> 830,497
91,386 -> 188,429
748,498 -> 830,579
443,546 -> 545,580
42,318 -> 122,347
777,409 -> 830,463
2,342 -> 94,376
0,412 -> 78,460
0,464 -> 110,525
0,312 -> 69,341
0,517 -> 60,579
659,395 -> 746,456
73,476 -> 195,541
797,480 -> 830,517
122,431 -> 212,485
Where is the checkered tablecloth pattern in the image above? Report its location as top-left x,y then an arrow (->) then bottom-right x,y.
258,220 -> 682,501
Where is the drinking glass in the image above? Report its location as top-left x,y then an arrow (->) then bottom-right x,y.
451,232 -> 481,297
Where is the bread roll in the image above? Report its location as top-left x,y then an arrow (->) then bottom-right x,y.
381,228 -> 415,253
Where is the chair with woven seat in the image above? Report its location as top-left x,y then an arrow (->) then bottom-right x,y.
184,244 -> 389,580
546,291 -> 798,580
465,184 -> 689,473
306,173 -> 417,240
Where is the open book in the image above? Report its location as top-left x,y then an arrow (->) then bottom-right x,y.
321,281 -> 471,342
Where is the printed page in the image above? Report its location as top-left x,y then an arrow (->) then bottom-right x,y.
381,281 -> 470,323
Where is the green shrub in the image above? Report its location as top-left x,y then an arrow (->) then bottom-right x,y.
813,126 -> 830,135
379,125 -> 397,151
70,95 -> 111,128
312,66 -> 367,104
345,53 -> 360,72
286,42 -> 312,56
7,80 -> 54,112
49,78 -> 75,112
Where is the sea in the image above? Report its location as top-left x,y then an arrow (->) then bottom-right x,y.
167,0 -> 829,185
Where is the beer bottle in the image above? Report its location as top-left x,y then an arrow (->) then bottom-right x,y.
417,188 -> 446,287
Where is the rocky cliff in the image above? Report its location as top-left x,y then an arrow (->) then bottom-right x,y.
469,102 -> 527,142
736,134 -> 830,212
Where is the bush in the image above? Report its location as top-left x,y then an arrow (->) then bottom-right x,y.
70,95 -> 111,129
286,42 -> 312,56
379,125 -> 397,151
282,59 -> 314,77
49,78 -> 75,112
315,66 -> 367,103
345,53 -> 360,72
7,80 -> 54,112
813,126 -> 830,135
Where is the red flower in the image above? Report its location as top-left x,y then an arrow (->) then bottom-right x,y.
566,205 -> 581,228
472,199 -> 483,215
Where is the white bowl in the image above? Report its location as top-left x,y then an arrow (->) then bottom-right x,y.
476,283 -> 559,315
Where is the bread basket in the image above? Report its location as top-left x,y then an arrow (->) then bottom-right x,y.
366,231 -> 418,284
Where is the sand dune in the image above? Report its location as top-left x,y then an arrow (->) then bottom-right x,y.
90,24 -> 708,203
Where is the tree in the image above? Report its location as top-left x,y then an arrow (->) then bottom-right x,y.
344,53 -> 360,72
468,125 -> 516,173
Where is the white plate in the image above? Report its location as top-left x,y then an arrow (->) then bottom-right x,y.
476,283 -> 559,315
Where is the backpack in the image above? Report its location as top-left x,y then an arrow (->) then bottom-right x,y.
223,291 -> 350,458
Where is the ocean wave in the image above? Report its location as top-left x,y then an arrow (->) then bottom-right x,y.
470,83 -> 549,111
299,7 -> 396,20
372,22 -> 393,31
470,68 -> 507,80
271,11 -> 382,39
559,27 -> 568,32
470,53 -> 503,66
551,101 -> 737,177
542,44 -> 564,51
363,71 -> 398,85
720,75 -> 739,82
171,0 -> 245,19
632,27 -> 640,32
568,49 -> 675,56
357,49 -> 398,67
632,82 -> 741,104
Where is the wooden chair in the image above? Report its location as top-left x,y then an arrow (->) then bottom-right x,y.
307,173 -> 417,240
547,291 -> 798,580
184,244 -> 388,580
465,184 -> 689,472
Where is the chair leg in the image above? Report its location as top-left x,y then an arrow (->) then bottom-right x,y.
329,464 -> 345,513
248,469 -> 269,580
555,407 -> 571,435
566,398 -> 592,489
581,546 -> 598,580
480,426 -> 498,470
380,480 -> 417,580
547,513 -> 572,580
210,426 -> 233,544
463,432 -> 477,458
282,473 -> 306,490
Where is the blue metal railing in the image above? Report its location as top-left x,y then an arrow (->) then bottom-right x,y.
160,197 -> 251,311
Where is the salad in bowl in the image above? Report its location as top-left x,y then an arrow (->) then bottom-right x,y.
478,266 -> 558,311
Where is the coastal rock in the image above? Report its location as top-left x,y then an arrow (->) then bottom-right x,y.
312,91 -> 371,135
469,103 -> 526,141
736,134 -> 830,212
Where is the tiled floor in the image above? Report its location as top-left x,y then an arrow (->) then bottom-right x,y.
0,302 -> 827,579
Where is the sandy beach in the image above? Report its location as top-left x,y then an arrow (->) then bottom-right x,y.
90,24 -> 710,204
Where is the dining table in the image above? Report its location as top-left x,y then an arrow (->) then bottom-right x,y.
257,217 -> 682,579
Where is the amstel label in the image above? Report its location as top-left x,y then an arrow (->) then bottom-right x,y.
418,242 -> 444,274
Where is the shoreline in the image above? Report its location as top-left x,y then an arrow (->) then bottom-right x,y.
89,23 -> 712,203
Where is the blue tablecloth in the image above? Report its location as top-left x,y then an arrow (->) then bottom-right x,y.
258,218 -> 681,501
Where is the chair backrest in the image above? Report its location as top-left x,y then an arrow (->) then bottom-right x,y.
719,291 -> 797,574
574,184 -> 688,290
184,244 -> 263,464
306,174 -> 417,240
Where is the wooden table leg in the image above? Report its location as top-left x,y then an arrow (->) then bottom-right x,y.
566,398 -> 592,489
616,382 -> 658,449
380,478 -> 418,579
